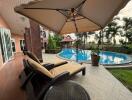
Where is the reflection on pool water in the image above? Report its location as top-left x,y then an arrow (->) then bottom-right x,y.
58,48 -> 132,65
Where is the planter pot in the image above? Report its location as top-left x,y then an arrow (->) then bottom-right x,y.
91,54 -> 100,66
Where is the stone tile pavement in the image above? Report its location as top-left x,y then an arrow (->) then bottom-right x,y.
43,53 -> 132,100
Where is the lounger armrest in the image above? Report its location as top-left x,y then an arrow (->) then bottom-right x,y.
39,59 -> 43,63
42,63 -> 55,70
51,71 -> 70,84
53,61 -> 68,67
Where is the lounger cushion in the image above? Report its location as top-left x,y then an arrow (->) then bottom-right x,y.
25,51 -> 41,63
25,51 -> 67,66
42,57 -> 66,65
50,62 -> 84,76
27,58 -> 54,78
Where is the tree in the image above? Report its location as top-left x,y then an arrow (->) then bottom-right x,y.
53,34 -> 62,48
47,34 -> 56,49
82,32 -> 92,49
128,29 -> 132,43
75,33 -> 83,49
104,18 -> 121,46
95,30 -> 103,48
122,17 -> 132,45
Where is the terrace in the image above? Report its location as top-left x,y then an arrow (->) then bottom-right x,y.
0,53 -> 132,100
0,0 -> 132,100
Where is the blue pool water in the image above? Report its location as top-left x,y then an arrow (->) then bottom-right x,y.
58,48 -> 132,65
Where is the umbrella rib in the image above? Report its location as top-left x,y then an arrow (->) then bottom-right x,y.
24,8 -> 70,18
24,8 -> 70,11
75,0 -> 86,9
66,17 -> 85,22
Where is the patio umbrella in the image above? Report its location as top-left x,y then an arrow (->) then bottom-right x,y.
14,0 -> 130,61
15,0 -> 130,34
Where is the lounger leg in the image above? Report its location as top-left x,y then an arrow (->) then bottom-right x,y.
21,72 -> 36,89
82,68 -> 86,76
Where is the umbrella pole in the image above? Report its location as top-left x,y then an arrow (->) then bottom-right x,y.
76,35 -> 79,62
72,8 -> 79,62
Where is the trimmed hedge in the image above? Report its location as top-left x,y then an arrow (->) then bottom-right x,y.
45,49 -> 61,54
103,46 -> 132,54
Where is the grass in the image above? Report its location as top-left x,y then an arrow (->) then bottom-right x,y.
108,68 -> 132,92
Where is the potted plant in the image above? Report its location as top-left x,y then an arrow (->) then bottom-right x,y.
91,48 -> 100,66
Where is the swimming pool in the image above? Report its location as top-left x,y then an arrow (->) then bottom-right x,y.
58,48 -> 132,65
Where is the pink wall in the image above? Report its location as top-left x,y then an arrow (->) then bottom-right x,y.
0,50 -> 3,68
0,16 -> 24,68
0,16 -> 9,29
0,16 -> 9,68
11,34 -> 24,53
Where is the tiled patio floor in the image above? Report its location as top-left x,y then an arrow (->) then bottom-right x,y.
0,54 -> 26,100
0,53 -> 132,100
43,54 -> 132,100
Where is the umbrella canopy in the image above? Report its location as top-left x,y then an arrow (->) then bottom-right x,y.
15,0 -> 130,34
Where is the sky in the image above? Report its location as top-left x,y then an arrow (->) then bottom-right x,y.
67,0 -> 132,44
119,0 -> 132,17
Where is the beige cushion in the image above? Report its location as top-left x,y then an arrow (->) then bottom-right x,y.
26,51 -> 41,63
42,57 -> 66,65
50,62 -> 84,77
27,58 -> 54,78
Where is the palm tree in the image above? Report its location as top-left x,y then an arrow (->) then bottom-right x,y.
127,29 -> 132,43
110,22 -> 121,46
82,32 -> 93,49
103,23 -> 112,44
82,32 -> 87,49
95,30 -> 104,48
104,19 -> 121,46
122,17 -> 132,45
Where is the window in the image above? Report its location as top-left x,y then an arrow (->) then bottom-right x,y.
0,33 -> 5,62
20,40 -> 25,51
11,39 -> 16,52
0,28 -> 13,62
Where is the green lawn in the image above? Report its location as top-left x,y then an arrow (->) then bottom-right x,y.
108,68 -> 132,92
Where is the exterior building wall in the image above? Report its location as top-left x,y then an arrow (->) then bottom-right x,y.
0,16 -> 10,68
0,46 -> 3,68
11,34 -> 24,53
0,16 -> 24,68
0,16 -> 9,29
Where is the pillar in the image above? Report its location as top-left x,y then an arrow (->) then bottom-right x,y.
24,20 -> 42,60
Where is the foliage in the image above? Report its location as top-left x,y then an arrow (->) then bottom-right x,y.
73,38 -> 83,48
91,47 -> 100,56
52,34 -> 62,48
95,30 -> 103,47
47,33 -> 63,50
75,32 -> 95,49
119,39 -> 126,46
74,33 -> 83,48
127,44 -> 132,49
103,18 -> 121,46
47,34 -> 56,49
122,17 -> 132,45
108,68 -> 132,92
